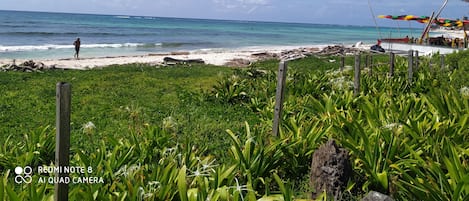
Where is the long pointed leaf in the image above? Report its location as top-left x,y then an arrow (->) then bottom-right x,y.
5,184 -> 20,201
0,174 -> 4,201
226,129 -> 247,168
244,122 -> 252,164
219,165 -> 236,187
178,166 -> 188,201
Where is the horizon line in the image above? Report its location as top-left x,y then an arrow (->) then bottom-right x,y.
0,8 -> 401,29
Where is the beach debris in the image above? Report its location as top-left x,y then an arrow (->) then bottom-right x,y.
316,45 -> 365,56
224,58 -> 251,67
249,46 -> 369,63
170,51 -> 190,55
250,47 -> 351,62
250,47 -> 322,61
353,41 -> 364,48
251,52 -> 278,60
0,60 -> 56,72
163,57 -> 205,65
280,47 -> 319,60
151,52 -> 190,56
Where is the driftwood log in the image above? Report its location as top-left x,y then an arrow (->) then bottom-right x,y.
163,57 -> 205,65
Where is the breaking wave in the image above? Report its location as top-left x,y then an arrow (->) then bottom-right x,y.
0,43 -> 164,52
0,42 -> 217,52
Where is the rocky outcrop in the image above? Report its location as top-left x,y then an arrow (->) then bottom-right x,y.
310,139 -> 352,200
0,60 -> 57,72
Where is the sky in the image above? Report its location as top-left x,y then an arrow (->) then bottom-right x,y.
0,0 -> 468,26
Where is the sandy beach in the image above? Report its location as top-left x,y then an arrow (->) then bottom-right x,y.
0,11 -> 381,70
0,45 -> 336,70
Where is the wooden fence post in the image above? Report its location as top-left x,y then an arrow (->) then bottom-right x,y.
354,55 -> 361,96
440,55 -> 445,70
55,82 -> 71,201
273,61 -> 288,136
389,52 -> 395,77
429,59 -> 434,73
408,50 -> 414,84
414,51 -> 419,70
340,55 -> 345,72
365,55 -> 369,69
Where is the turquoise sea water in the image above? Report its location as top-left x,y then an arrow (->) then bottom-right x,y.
0,10 -> 423,59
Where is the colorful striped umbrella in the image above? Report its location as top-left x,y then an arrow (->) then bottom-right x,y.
434,18 -> 467,27
378,15 -> 430,23
378,15 -> 469,27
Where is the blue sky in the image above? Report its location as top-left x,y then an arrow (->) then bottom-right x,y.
1,0 -> 468,26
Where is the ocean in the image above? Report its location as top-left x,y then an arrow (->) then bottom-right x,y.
0,10 -> 422,60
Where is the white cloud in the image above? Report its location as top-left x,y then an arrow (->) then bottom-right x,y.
213,0 -> 270,10
238,0 -> 269,5
247,6 -> 258,14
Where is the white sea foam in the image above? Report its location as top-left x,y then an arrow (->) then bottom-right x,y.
114,15 -> 131,19
0,43 -> 155,52
0,44 -> 65,52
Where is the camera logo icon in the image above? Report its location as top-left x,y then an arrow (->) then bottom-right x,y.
14,166 -> 33,184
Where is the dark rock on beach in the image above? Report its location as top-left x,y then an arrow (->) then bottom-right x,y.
0,60 -> 56,72
250,47 -> 320,61
163,57 -> 205,65
310,139 -> 352,200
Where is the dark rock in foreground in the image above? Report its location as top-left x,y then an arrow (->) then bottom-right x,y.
310,139 -> 352,200
361,191 -> 394,201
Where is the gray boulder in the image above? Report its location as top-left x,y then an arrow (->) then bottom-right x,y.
361,191 -> 394,201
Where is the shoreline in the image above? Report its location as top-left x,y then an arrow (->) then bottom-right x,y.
0,44 -> 366,70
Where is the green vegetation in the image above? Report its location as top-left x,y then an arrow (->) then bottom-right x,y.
0,52 -> 468,200
0,64 -> 257,158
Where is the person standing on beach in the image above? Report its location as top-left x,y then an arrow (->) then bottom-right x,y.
73,38 -> 81,59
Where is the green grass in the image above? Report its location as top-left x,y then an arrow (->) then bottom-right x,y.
1,52 -> 468,200
0,64 -> 258,159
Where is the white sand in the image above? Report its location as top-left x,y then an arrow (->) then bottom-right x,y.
0,45 -> 325,70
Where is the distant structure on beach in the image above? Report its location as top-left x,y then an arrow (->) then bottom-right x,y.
373,0 -> 468,55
